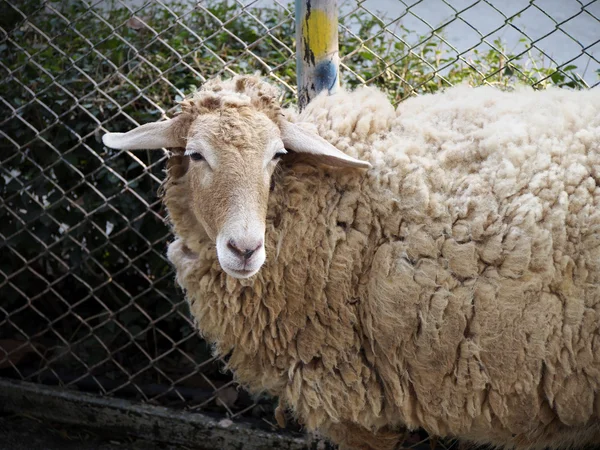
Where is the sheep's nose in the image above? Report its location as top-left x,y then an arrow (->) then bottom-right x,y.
227,239 -> 262,261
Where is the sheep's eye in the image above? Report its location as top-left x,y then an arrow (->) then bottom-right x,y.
273,149 -> 287,160
188,152 -> 204,162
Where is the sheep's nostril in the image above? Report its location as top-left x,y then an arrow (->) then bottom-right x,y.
228,240 -> 263,261
242,242 -> 263,260
227,239 -> 243,257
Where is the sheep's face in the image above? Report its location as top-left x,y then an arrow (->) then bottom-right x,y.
184,109 -> 284,279
101,76 -> 371,280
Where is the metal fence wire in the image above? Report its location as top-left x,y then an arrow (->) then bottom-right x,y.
0,0 -> 598,446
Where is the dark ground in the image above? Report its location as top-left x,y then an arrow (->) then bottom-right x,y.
0,413 -> 196,450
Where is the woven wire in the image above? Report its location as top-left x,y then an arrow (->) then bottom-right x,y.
0,0 -> 598,444
339,0 -> 599,103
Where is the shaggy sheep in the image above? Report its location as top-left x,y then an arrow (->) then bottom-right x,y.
102,75 -> 600,450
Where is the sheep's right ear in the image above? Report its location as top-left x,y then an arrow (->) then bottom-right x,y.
280,121 -> 371,169
102,118 -> 185,150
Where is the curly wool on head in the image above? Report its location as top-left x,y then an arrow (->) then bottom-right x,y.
160,75 -> 282,188
178,75 -> 282,121
120,74 -> 600,450
155,75 -> 283,157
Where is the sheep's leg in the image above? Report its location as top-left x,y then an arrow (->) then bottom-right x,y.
322,422 -> 405,450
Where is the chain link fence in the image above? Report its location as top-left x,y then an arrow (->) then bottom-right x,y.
1,0 -> 598,447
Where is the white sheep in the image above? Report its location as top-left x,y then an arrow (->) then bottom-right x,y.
103,75 -> 600,450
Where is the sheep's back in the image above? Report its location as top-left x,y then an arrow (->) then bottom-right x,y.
347,86 -> 600,446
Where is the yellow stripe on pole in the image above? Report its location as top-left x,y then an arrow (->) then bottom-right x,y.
303,9 -> 336,60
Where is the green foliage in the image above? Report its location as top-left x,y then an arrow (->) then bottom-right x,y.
0,0 -> 592,421
338,14 -> 591,104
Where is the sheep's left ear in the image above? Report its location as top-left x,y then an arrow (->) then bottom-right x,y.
280,121 -> 371,169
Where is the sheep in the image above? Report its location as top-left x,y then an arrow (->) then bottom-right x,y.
102,74 -> 600,450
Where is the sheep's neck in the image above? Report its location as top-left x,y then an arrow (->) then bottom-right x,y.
174,168 -> 375,395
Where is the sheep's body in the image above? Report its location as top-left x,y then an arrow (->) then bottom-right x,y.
166,82 -> 600,449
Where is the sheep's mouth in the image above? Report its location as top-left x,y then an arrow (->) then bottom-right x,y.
227,268 -> 256,278
220,262 -> 263,279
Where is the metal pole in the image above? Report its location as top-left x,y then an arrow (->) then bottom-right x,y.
295,0 -> 339,110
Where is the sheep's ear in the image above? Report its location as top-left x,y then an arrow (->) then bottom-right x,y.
280,121 -> 371,169
102,119 -> 185,150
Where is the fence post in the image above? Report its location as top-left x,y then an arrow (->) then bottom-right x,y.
295,0 -> 339,110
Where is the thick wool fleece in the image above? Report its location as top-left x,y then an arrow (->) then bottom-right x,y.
166,80 -> 600,450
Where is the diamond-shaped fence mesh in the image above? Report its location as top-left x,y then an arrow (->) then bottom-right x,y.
0,0 -> 598,447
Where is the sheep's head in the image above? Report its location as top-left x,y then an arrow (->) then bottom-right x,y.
102,75 -> 370,279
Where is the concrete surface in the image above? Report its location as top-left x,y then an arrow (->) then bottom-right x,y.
0,378 -> 313,450
0,414 -> 194,450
